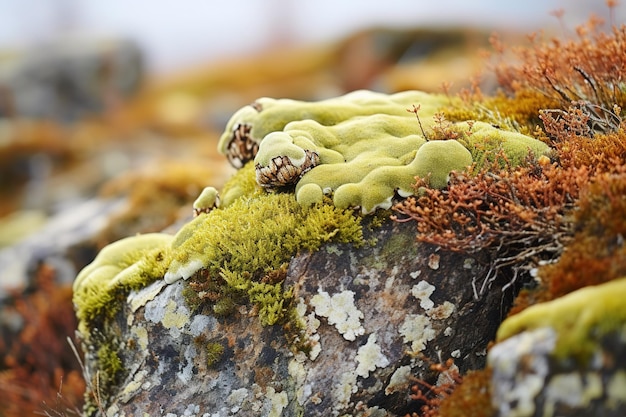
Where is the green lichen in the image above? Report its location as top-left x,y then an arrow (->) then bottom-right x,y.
73,232 -> 173,338
193,186 -> 220,214
220,90 -> 550,214
496,277 -> 626,361
218,90 -> 448,156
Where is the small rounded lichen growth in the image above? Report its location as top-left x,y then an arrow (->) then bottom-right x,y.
219,90 -> 551,214
496,277 -> 626,360
73,232 -> 173,337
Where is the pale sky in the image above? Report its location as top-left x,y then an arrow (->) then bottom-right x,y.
0,0 -> 619,74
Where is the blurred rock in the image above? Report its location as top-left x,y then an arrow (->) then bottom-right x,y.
0,197 -> 125,299
0,37 -> 143,121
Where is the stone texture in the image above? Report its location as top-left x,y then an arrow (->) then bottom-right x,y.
489,326 -> 626,417
88,219 -> 511,416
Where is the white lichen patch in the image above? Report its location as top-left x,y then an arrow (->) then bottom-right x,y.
355,334 -> 389,378
311,289 -> 364,341
161,299 -> 191,338
178,344 -> 197,384
294,297 -> 322,360
189,314 -> 217,337
411,280 -> 435,311
399,314 -> 436,353
333,371 -> 358,411
607,371 -> 626,406
264,387 -> 289,417
488,327 -> 557,417
385,365 -> 412,395
426,301 -> 455,320
119,369 -> 148,402
183,403 -> 200,416
131,324 -> 149,350
288,358 -> 311,406
227,388 -> 249,413
543,372 -> 602,415
129,280 -> 168,313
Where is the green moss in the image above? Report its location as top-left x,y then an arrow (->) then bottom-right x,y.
205,342 -> 225,367
220,161 -> 261,207
73,233 -> 173,338
496,277 -> 626,361
164,162 -> 364,325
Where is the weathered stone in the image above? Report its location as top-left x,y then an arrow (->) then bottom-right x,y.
489,277 -> 626,417
489,325 -> 626,417
87,219 -> 509,416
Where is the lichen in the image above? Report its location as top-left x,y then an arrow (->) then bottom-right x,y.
354,333 -> 389,378
496,277 -> 626,361
310,289 -> 365,341
219,90 -> 550,214
72,232 -> 173,338
411,280 -> 436,310
163,163 -> 365,326
399,314 -> 436,354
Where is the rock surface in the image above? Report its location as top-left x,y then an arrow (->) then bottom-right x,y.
87,219 -> 509,416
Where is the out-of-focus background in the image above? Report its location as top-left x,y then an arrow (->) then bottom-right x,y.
0,1 -> 620,415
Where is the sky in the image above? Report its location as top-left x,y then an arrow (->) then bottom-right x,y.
0,0 -> 620,74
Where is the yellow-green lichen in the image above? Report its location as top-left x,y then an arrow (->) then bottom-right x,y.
220,90 -> 550,214
496,277 -> 626,361
73,232 -> 173,338
218,90 -> 447,158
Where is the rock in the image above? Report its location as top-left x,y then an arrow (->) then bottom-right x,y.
0,37 -> 143,121
488,278 -> 626,417
0,198 -> 125,299
74,90 -> 551,416
79,217 -> 509,416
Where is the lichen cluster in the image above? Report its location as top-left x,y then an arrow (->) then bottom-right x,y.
219,90 -> 550,213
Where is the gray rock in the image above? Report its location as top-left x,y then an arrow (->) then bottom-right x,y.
86,220 -> 511,416
0,197 -> 125,299
0,37 -> 143,121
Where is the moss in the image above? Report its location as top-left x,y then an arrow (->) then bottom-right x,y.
444,90 -> 561,134
205,341 -> 225,368
165,161 -> 365,325
437,369 -> 494,417
496,277 -> 626,361
96,342 -> 124,387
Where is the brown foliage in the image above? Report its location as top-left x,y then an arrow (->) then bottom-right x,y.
0,263 -> 85,416
404,360 -> 493,417
490,8 -> 626,114
393,155 -> 587,298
